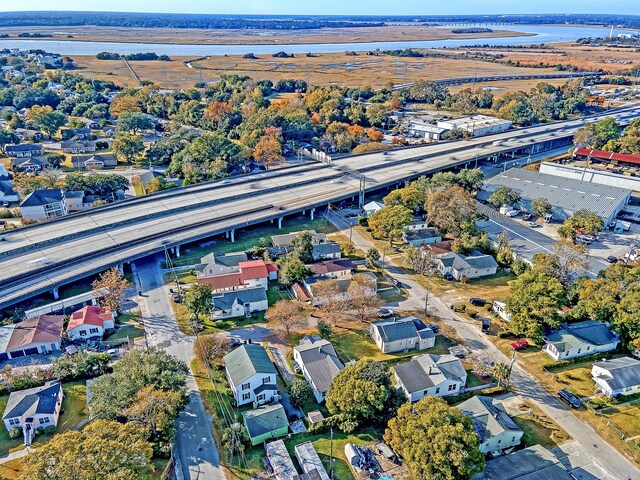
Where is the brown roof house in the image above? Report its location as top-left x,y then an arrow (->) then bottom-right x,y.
0,315 -> 64,360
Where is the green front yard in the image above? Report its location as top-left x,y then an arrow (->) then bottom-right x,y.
171,300 -> 268,336
512,403 -> 571,450
0,380 -> 87,456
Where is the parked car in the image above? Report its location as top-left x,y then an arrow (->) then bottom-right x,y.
607,255 -> 618,264
427,323 -> 440,333
510,339 -> 529,351
391,278 -> 401,288
481,318 -> 491,334
470,297 -> 487,307
528,222 -> 541,228
171,293 -> 181,303
523,213 -> 532,220
377,308 -> 394,318
505,210 -> 520,217
1,201 -> 8,208
557,389 -> 581,408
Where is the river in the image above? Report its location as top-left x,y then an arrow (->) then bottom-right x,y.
0,25 -> 634,56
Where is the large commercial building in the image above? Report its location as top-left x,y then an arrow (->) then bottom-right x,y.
540,162 -> 640,192
437,115 -> 512,137
478,168 -> 631,225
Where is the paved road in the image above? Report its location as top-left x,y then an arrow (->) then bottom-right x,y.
134,256 -> 225,480
3,107 -> 640,309
328,212 -> 640,480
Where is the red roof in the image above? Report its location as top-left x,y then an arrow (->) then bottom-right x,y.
67,306 -> 113,331
6,315 -> 64,351
574,147 -> 640,166
307,259 -> 355,276
292,282 -> 312,301
239,260 -> 269,281
266,263 -> 278,272
198,272 -> 243,290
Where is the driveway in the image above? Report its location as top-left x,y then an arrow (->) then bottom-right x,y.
134,256 -> 225,480
327,212 -> 640,480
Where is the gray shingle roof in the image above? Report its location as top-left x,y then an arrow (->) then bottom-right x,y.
20,189 -> 64,207
593,356 -> 640,391
403,228 -> 441,242
394,354 -> 466,394
546,321 -> 619,353
212,286 -> 267,310
294,339 -> 344,393
371,316 -> 430,343
223,344 -> 276,386
312,243 -> 341,257
472,445 -> 573,480
2,381 -> 62,420
6,144 -> 43,152
478,168 -> 631,222
242,403 -> 288,439
457,396 -> 522,443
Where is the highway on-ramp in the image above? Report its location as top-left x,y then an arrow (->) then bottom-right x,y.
1,107 -> 639,309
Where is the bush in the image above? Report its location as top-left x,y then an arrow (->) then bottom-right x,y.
43,425 -> 56,435
214,320 -> 224,328
512,260 -> 529,276
0,208 -> 13,219
95,140 -> 109,150
352,142 -> 391,155
8,428 -> 21,439
317,320 -> 333,339
357,216 -> 368,226
288,378 -> 314,408
35,427 -> 44,436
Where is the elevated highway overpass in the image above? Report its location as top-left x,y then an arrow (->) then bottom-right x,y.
1,106 -> 639,309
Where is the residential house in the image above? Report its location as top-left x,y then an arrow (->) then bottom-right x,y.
66,305 -> 116,341
457,395 -> 524,455
265,440 -> 299,480
237,260 -> 270,290
212,286 -> 268,319
591,357 -> 640,397
10,156 -> 48,173
362,200 -> 384,217
2,381 -> 63,446
0,315 -> 64,360
72,153 -> 118,170
61,140 -> 96,154
294,441 -> 331,480
198,259 -> 274,293
242,403 -> 289,446
294,271 -> 377,307
421,239 -> 455,256
199,251 -> 248,277
271,230 -> 327,248
103,126 -> 116,138
492,301 -> 512,322
60,127 -> 91,141
472,445 -> 574,480
14,128 -> 44,142
312,242 -> 342,261
394,354 -> 467,402
293,337 -> 344,403
435,252 -> 498,280
20,189 -> 68,221
370,316 -> 435,354
402,227 -> 442,247
307,259 -> 355,279
0,164 -> 18,203
65,191 -> 95,212
223,344 -> 279,407
5,144 -> 44,158
543,321 -> 620,361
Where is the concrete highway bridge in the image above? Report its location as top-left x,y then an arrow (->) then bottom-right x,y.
0,106 -> 639,310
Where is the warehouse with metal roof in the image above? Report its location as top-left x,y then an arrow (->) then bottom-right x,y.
477,168 -> 632,225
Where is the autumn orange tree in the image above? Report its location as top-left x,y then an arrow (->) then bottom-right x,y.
204,100 -> 233,127
92,267 -> 131,312
254,127 -> 284,169
265,300 -> 309,337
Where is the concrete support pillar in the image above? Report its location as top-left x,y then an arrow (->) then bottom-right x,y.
230,229 -> 235,243
175,245 -> 180,258
52,287 -> 59,299
511,151 -> 515,159
225,230 -> 229,239
270,218 -> 274,224
310,208 -> 315,220
117,263 -> 124,275
278,217 -> 283,229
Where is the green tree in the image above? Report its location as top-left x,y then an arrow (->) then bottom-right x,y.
277,253 -> 311,286
112,134 -> 144,164
25,105 -> 66,137
365,103 -> 390,127
531,197 -> 552,218
116,111 -> 154,135
424,186 -> 476,238
317,319 -> 333,339
288,378 -> 314,408
532,240 -> 589,286
562,209 -> 604,235
290,230 -> 314,264
384,396 -> 484,480
492,361 -> 512,387
488,186 -> 521,208
184,283 -> 214,322
169,133 -> 240,184
365,247 -> 380,267
506,270 -> 564,343
325,360 -> 404,432
145,176 -> 176,193
20,420 -> 153,480
369,205 -> 413,244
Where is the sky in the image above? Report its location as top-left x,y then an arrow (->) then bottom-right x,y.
1,0 -> 638,16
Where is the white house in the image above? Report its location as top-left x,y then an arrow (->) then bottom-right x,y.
394,354 -> 467,403
293,337 -> 344,403
362,201 -> 384,217
211,286 -> 268,319
370,316 -> 435,354
435,252 -> 498,280
457,396 -> 523,455
199,251 -> 248,277
492,301 -> 511,322
543,321 -> 620,361
66,305 -> 116,341
591,357 -> 640,397
0,315 -> 64,361
223,344 -> 279,407
306,259 -> 355,280
19,189 -> 68,221
2,381 -> 63,446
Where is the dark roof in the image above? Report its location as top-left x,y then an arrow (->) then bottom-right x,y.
403,228 -> 441,242
593,356 -> 640,391
0,181 -> 15,195
294,339 -> 344,393
371,316 -> 431,343
20,189 -> 64,207
6,144 -> 43,152
546,321 -> 619,352
313,242 -> 341,256
2,381 -> 62,420
457,396 -> 522,443
242,403 -> 288,439
223,344 -> 277,386
473,445 -> 572,480
394,359 -> 434,392
212,286 -> 267,310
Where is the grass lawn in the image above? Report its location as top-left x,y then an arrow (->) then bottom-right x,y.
0,380 -> 87,456
512,402 -> 570,450
167,216 -> 337,268
171,300 -> 268,336
599,404 -> 640,441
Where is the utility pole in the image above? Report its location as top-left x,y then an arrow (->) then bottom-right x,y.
424,288 -> 429,316
329,427 -> 334,480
